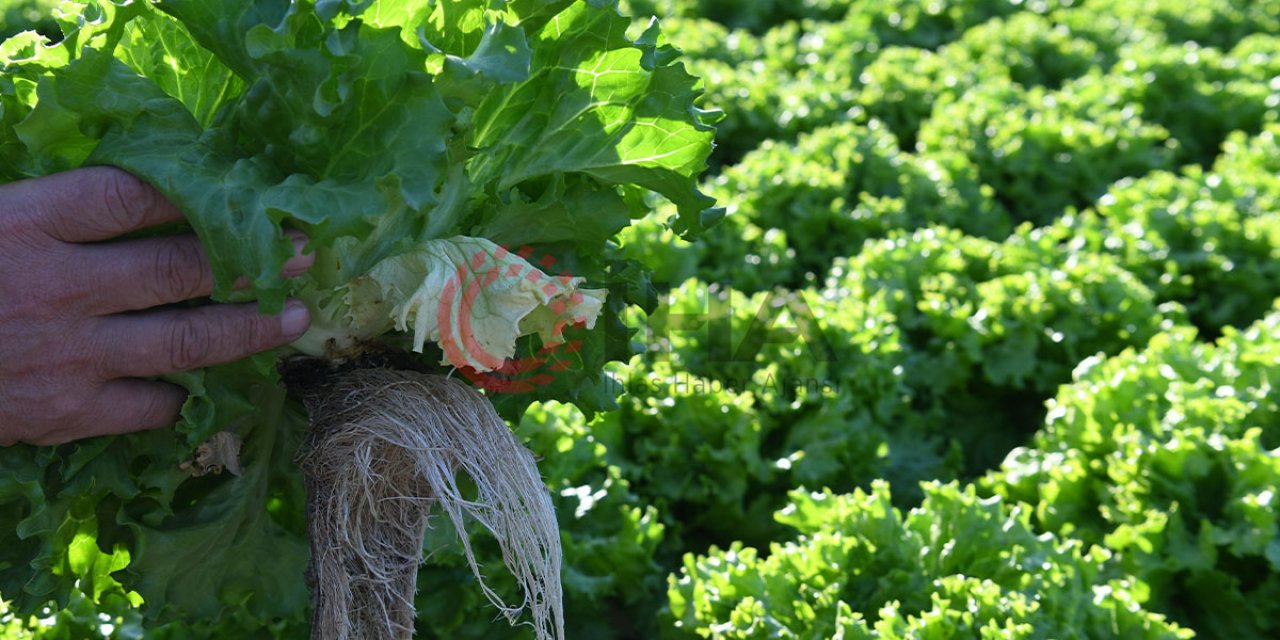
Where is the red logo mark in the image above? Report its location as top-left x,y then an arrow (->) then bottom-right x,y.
437,245 -> 591,394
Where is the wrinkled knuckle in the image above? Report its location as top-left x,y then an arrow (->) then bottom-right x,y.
77,333 -> 115,380
40,260 -> 96,317
152,241 -> 207,302
138,387 -> 181,428
98,169 -> 154,231
44,390 -> 86,429
168,315 -> 213,371
56,339 -> 97,374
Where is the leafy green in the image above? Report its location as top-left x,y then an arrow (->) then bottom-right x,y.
1063,0 -> 1279,51
824,227 -> 1180,474
0,0 -> 58,41
705,122 -> 1009,288
918,76 -> 1175,225
1028,162 -> 1280,335
669,481 -> 1192,639
986,308 -> 1280,638
677,19 -> 868,166
621,0 -> 855,34
1108,41 -> 1275,165
0,357 -> 309,628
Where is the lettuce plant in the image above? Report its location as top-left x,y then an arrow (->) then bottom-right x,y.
0,0 -> 717,637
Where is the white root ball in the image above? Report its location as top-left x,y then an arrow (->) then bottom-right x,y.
297,368 -> 564,640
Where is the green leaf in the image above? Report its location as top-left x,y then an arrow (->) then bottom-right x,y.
122,384 -> 310,624
468,2 -> 717,236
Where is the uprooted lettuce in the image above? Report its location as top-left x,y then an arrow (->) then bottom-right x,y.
0,0 -> 717,631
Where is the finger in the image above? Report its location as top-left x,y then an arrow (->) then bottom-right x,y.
79,230 -> 315,313
86,379 -> 188,437
98,300 -> 312,377
24,380 -> 187,446
85,234 -> 216,311
5,166 -> 185,243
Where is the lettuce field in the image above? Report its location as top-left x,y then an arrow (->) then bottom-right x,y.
2,0 -> 1280,638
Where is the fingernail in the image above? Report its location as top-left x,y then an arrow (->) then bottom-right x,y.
281,299 -> 311,338
282,230 -> 314,276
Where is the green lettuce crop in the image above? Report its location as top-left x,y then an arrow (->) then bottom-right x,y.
669,481 -> 1193,639
986,307 -> 1280,638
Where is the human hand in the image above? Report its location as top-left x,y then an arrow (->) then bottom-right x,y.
0,167 -> 313,446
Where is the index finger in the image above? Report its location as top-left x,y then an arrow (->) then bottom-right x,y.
2,166 -> 185,243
